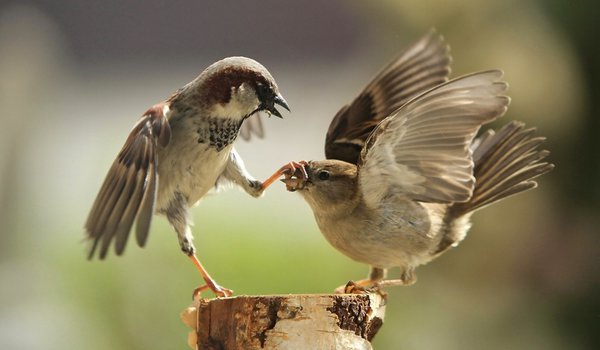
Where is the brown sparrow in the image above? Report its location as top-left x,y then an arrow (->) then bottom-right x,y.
260,30 -> 451,187
85,56 -> 289,297
266,33 -> 554,292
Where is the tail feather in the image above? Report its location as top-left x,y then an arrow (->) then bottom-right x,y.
451,121 -> 554,216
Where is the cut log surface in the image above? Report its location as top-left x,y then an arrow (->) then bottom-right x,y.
182,293 -> 387,350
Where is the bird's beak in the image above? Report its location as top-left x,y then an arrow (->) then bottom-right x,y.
280,164 -> 309,191
266,94 -> 290,119
280,177 -> 304,192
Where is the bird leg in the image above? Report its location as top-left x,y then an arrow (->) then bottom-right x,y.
260,160 -> 308,190
189,254 -> 233,298
334,267 -> 417,294
334,267 -> 387,294
165,199 -> 233,299
377,268 -> 417,287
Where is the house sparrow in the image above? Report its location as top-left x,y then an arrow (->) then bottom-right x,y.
260,30 -> 452,187
269,33 -> 553,292
85,56 -> 289,297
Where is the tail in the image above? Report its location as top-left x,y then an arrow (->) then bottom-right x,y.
451,121 -> 554,216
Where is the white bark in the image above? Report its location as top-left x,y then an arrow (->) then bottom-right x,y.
182,294 -> 386,350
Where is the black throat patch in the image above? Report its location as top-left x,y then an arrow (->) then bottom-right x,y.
197,117 -> 242,151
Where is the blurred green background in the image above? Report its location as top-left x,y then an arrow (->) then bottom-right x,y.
0,0 -> 598,349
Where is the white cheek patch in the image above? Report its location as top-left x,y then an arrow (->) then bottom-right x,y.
209,83 -> 259,120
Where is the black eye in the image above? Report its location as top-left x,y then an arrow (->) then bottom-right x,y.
256,83 -> 269,97
318,170 -> 330,180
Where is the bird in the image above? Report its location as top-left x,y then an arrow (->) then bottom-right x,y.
85,56 -> 289,297
260,30 -> 452,187
266,32 -> 554,292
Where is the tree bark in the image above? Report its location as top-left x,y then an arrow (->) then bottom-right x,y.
181,293 -> 387,350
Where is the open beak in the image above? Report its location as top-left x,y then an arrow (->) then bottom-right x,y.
265,94 -> 290,119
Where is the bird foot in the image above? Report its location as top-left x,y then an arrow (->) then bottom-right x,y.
188,254 -> 233,299
335,279 -> 385,295
279,160 -> 310,191
335,276 -> 415,295
192,283 -> 233,299
378,277 -> 417,287
261,160 -> 309,191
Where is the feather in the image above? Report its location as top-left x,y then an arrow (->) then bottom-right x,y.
451,121 -> 554,215
326,30 -> 452,164
85,104 -> 171,259
358,70 -> 509,207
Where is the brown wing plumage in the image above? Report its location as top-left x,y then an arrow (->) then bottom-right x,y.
325,30 -> 452,164
450,121 -> 554,216
85,104 -> 171,259
357,71 -> 510,207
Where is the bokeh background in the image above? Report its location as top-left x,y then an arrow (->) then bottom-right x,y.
1,0 -> 598,349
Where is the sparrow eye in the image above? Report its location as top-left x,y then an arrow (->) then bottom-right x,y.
256,83 -> 269,97
318,170 -> 330,181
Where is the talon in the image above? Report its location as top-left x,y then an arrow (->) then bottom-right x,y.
192,285 -> 210,300
344,280 -> 358,294
260,160 -> 309,191
282,160 -> 308,179
292,160 -> 309,180
335,278 -> 384,294
192,284 -> 233,299
188,254 -> 233,299
342,280 -> 371,294
213,285 -> 233,298
334,280 -> 354,294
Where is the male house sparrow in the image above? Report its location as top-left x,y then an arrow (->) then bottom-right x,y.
85,57 -> 289,297
268,33 -> 553,291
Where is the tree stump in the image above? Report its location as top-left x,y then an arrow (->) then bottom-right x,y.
181,293 -> 387,350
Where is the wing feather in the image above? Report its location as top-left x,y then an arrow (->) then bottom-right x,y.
85,104 -> 171,259
325,30 -> 452,164
135,151 -> 157,248
113,137 -> 152,255
358,70 -> 510,207
450,121 -> 554,215
99,164 -> 138,258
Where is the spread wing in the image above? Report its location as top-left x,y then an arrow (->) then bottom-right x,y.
358,71 -> 510,207
325,30 -> 452,164
85,104 -> 171,259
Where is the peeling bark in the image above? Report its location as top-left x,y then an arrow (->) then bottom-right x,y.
183,294 -> 386,350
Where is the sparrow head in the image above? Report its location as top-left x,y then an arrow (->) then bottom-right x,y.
282,159 -> 359,214
195,56 -> 289,120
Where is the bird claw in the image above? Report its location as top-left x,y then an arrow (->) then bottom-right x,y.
335,280 -> 371,294
192,283 -> 233,300
338,281 -> 367,294
261,160 -> 309,191
280,160 -> 309,191
334,280 -> 387,297
281,160 -> 309,180
187,254 -> 233,300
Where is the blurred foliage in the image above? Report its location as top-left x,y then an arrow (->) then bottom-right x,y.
0,0 -> 598,349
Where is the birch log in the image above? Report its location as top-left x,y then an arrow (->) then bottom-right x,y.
181,293 -> 387,350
